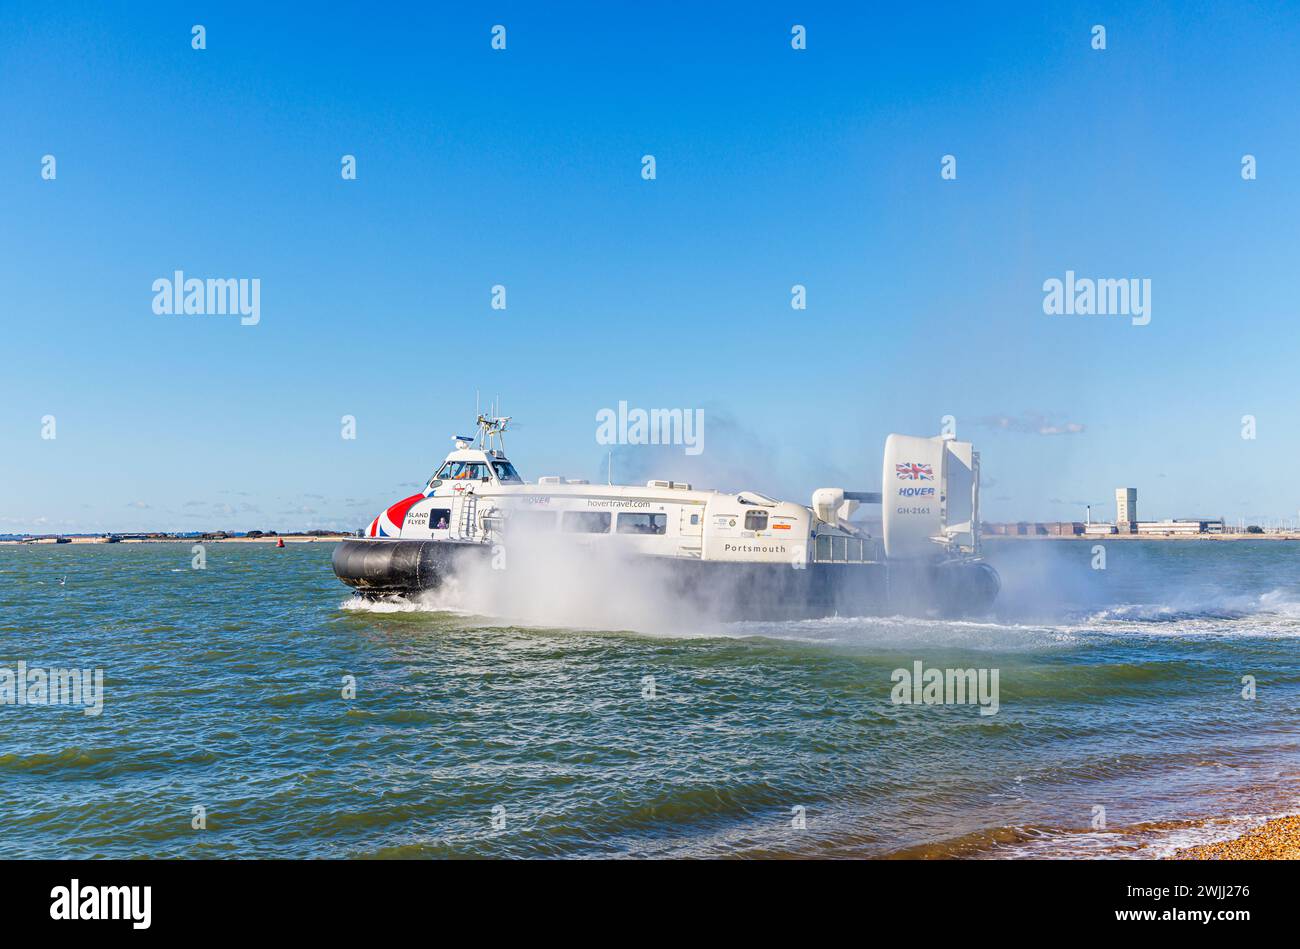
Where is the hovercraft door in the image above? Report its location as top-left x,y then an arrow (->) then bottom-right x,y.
679,505 -> 703,556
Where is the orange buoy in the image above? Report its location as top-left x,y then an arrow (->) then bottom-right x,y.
276,537 -> 285,548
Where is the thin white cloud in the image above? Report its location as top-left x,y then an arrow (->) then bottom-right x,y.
974,412 -> 1085,436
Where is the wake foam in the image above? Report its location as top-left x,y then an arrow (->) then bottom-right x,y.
339,584 -> 1300,646
339,578 -> 471,616
1079,587 -> 1300,637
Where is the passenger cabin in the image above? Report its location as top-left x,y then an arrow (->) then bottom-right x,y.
370,419 -> 884,567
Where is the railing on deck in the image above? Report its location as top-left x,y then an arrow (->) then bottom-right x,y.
813,533 -> 882,564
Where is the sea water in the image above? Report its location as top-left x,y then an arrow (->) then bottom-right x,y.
0,539 -> 1296,858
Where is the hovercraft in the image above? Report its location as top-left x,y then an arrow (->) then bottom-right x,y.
332,416 -> 999,619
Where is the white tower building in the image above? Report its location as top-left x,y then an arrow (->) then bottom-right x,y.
1116,487 -> 1137,533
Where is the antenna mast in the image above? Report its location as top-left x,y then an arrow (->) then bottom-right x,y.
476,412 -> 511,454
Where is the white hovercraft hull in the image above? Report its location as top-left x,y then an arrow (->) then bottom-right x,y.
333,415 -> 1000,619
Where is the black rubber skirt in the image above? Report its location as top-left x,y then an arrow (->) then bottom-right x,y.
331,539 -> 489,596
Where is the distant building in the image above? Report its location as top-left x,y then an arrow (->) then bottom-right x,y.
1116,488 -> 1137,533
980,513 -> 1225,537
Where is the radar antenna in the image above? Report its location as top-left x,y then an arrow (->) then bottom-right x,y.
476,413 -> 511,454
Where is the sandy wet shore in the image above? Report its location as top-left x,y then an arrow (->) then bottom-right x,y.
1171,815 -> 1300,860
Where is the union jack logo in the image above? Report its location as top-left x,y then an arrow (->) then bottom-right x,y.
895,462 -> 933,481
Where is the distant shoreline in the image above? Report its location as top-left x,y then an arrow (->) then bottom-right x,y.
985,533 -> 1300,541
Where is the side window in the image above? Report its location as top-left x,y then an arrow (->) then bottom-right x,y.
561,511 -> 611,534
617,513 -> 667,535
744,511 -> 768,531
429,509 -> 452,531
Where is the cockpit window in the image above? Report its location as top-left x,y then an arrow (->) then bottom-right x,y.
492,461 -> 522,484
437,461 -> 490,481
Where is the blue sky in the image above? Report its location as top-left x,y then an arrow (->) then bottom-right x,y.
3,1 -> 1299,533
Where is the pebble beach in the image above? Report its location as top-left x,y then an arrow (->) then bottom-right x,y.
1173,816 -> 1300,860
